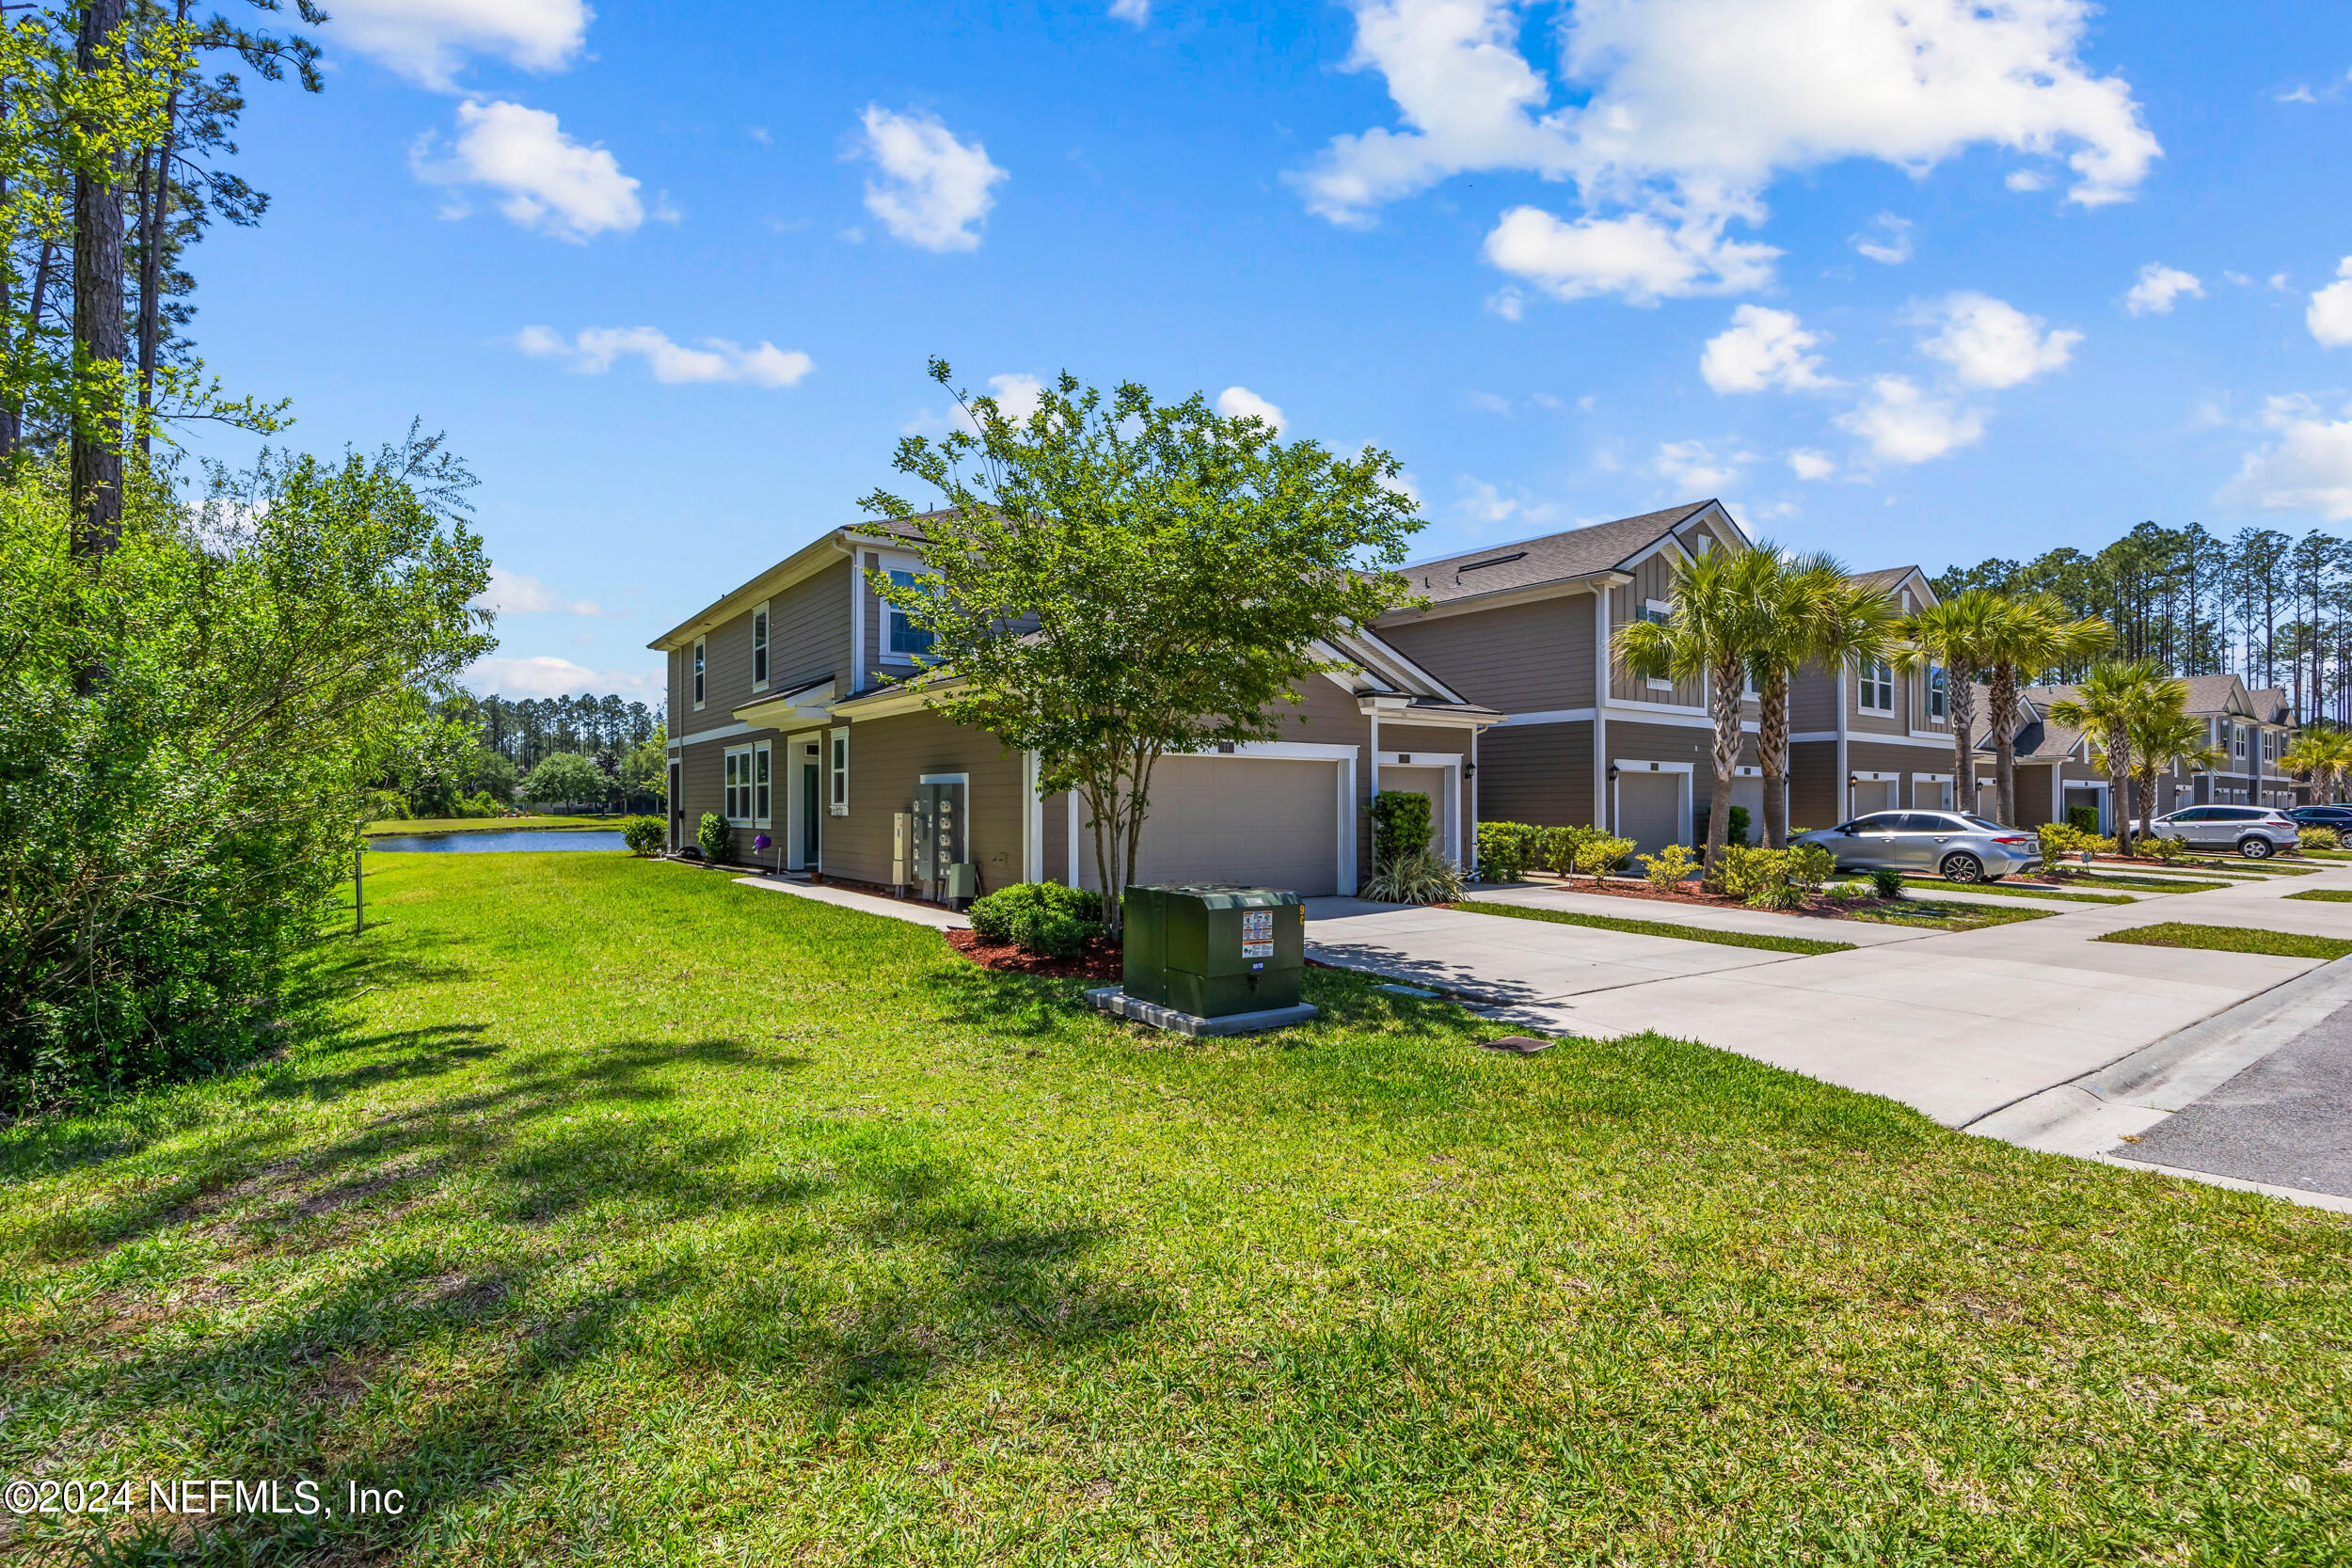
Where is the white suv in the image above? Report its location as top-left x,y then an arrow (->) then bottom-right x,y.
2146,805 -> 2301,859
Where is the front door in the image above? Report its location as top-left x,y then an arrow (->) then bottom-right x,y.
803,763 -> 821,866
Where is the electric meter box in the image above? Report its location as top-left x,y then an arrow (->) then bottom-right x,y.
1121,883 -> 1305,1018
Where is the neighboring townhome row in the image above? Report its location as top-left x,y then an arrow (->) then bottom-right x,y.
647,514 -> 1499,900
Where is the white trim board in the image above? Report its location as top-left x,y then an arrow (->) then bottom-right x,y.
670,721 -> 759,749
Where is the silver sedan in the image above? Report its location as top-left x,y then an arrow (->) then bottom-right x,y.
1791,811 -> 2044,883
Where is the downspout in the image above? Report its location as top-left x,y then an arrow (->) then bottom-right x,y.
1592,576 -> 1626,830
1835,659 -> 1851,819
1468,726 -> 1480,875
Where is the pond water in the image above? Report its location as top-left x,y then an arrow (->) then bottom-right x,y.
368,830 -> 630,853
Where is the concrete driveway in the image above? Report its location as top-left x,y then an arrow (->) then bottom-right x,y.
1308,863 -> 2352,1128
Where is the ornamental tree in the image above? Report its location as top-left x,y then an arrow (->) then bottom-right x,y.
859,361 -> 1422,931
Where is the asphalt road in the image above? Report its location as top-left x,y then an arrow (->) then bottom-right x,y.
2118,998 -> 2352,1198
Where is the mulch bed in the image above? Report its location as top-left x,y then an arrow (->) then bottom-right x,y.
945,927 -> 1122,981
1509,873 -> 1873,920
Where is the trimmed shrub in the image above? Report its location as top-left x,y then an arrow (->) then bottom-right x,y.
1474,821 -> 1542,882
1870,867 -> 1905,900
972,882 -> 1105,958
1714,844 -> 1834,909
1638,842 -> 1699,890
621,815 -> 665,856
1370,790 -> 1435,867
1361,847 -> 1465,905
697,812 -> 730,863
2066,804 -> 2100,834
2137,832 -> 2188,862
2300,825 -> 2341,852
1571,832 -> 1636,881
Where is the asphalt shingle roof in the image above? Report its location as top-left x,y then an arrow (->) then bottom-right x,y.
1397,501 -> 1720,606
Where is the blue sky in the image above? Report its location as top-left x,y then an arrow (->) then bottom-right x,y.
179,0 -> 2352,704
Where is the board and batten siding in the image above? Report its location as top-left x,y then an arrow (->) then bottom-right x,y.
1608,556 -> 1707,708
1375,593 -> 1596,714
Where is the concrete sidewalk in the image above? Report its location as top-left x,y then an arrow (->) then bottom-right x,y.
1306,863 -> 2352,1127
732,873 -> 970,930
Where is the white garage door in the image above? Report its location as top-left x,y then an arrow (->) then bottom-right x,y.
1083,756 -> 1342,895
1851,779 -> 1896,816
1616,771 -> 1682,860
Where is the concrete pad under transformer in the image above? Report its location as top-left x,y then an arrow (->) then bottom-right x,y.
1085,987 -> 1317,1037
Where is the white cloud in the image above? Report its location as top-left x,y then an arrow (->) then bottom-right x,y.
1216,386 -> 1287,430
2276,85 -> 2318,105
1482,206 -> 1776,304
1109,0 -> 1152,22
1918,293 -> 2080,388
856,106 -> 1007,252
1486,286 -> 1527,320
414,100 -> 644,242
2222,396 -> 2352,520
467,655 -> 663,702
1297,0 -> 2158,303
516,325 -> 814,387
1851,213 -> 1913,265
2308,259 -> 2352,348
1700,304 -> 1836,393
984,372 -> 1047,421
1837,375 -> 1986,464
1787,448 -> 1836,480
1652,438 -> 1750,494
2004,169 -> 2050,191
471,565 -> 606,617
1464,389 -> 1512,414
1450,477 -> 1559,531
327,0 -> 589,91
2123,262 -> 2203,317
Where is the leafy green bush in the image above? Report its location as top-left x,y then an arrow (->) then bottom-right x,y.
2300,825 -> 2340,852
1474,821 -> 1542,882
1361,847 -> 1465,905
1638,842 -> 1699,890
1714,844 -> 1835,909
2039,821 -> 2119,863
2136,832 -> 2186,862
1870,867 -> 1905,900
1370,789 -> 1434,867
1726,804 -> 1751,848
972,882 -> 1105,958
622,815 -> 665,855
1824,880 -> 1870,902
2066,803 -> 2100,834
697,812 -> 730,863
1571,832 -> 1636,881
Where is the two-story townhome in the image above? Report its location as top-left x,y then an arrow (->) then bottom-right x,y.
1373,501 -> 1772,859
646,515 -> 1498,899
2177,676 -> 2297,808
1785,565 -> 1960,827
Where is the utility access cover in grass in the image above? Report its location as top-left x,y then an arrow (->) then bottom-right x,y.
2095,922 -> 2352,959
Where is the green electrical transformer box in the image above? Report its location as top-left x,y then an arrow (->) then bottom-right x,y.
1121,884 -> 1306,1018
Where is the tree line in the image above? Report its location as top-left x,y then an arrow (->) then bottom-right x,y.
1933,520 -> 2352,722
376,691 -> 667,819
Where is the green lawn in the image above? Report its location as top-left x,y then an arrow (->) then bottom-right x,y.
363,813 -> 624,835
2094,922 -> 2352,959
3,854 -> 2346,1563
2287,889 -> 2352,903
1450,898 -> 1856,955
2051,870 -> 2233,894
1841,897 -> 2058,931
1897,877 -> 2137,906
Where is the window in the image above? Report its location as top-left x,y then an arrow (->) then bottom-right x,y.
723,746 -> 751,823
1858,658 -> 1894,714
1926,665 -> 1947,721
828,727 -> 850,816
1639,600 -> 1674,690
887,569 -> 933,657
752,601 -> 770,689
2233,725 -> 2248,763
691,638 -> 706,711
755,741 -> 771,823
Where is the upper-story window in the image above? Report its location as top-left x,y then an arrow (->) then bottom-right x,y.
1638,599 -> 1674,690
752,601 -> 770,689
1926,664 -> 1947,721
2233,724 -> 2248,763
691,637 -> 706,711
887,569 -> 934,657
1858,658 -> 1895,714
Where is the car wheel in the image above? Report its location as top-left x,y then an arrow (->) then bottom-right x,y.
2237,835 -> 2274,860
1940,851 -> 1985,883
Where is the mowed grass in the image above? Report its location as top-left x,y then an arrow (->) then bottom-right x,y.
2095,921 -> 2352,959
1898,877 -> 2137,906
1449,898 -> 1856,955
2052,870 -> 2233,894
2287,888 -> 2352,903
362,814 -> 622,835
1841,897 -> 2057,931
3,855 -> 2348,1564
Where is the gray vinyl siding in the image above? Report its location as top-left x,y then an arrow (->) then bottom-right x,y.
1474,721 -> 1592,828
1789,667 -> 1838,732
1609,557 -> 1707,708
1788,740 -> 1839,830
826,710 -> 1026,893
769,559 -> 851,693
677,605 -> 755,737
1375,592 -> 1596,713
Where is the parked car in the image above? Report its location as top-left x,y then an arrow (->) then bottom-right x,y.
2288,804 -> 2352,830
2145,804 -> 2301,858
1791,812 -> 2042,883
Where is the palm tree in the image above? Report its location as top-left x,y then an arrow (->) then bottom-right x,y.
2281,730 -> 2352,804
1980,594 -> 2112,826
1749,550 -> 1902,848
2048,660 -> 2168,856
1899,589 -> 2002,819
2126,698 -> 2223,841
1615,547 -> 1774,879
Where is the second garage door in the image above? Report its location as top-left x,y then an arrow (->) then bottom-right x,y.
1616,771 -> 1683,860
1083,756 -> 1343,896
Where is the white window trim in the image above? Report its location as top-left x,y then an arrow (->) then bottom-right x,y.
691,637 -> 706,712
754,739 -> 772,829
1640,599 -> 1675,690
751,600 -> 771,692
828,726 -> 850,816
1858,657 -> 1895,715
723,743 -> 754,825
870,548 -> 930,667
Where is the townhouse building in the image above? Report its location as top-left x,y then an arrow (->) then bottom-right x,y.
648,514 -> 1497,900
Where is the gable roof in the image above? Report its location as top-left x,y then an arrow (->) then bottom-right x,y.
1396,501 -> 1731,608
2176,673 -> 2248,718
2245,686 -> 2293,723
